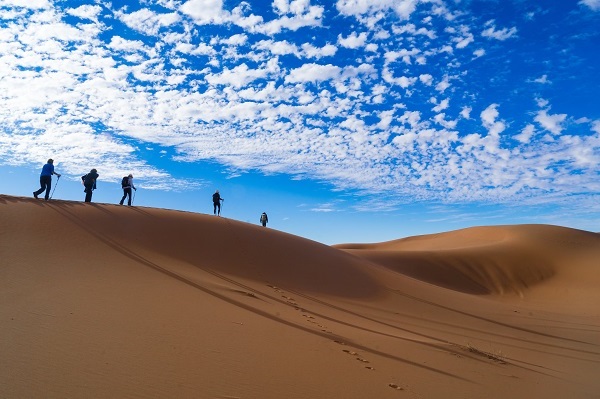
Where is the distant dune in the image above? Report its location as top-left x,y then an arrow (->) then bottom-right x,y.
335,225 -> 600,299
1,194 -> 599,399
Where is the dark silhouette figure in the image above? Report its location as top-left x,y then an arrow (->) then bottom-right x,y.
260,212 -> 268,227
33,159 -> 61,200
119,174 -> 137,206
212,190 -> 223,216
82,169 -> 99,202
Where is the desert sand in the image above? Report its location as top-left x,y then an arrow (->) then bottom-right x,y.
1,194 -> 599,398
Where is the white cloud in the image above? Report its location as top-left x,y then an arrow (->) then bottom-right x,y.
419,74 -> 433,85
301,43 -> 337,58
255,1 -> 324,34
480,104 -> 506,137
205,60 -> 279,88
515,124 -> 535,143
533,74 -> 551,84
115,8 -> 180,36
1,0 -> 50,8
221,34 -> 248,46
432,98 -> 449,113
535,109 -> 567,135
460,106 -> 471,119
338,32 -> 368,49
580,0 -> 600,11
473,48 -> 485,58
180,0 -> 227,25
66,5 -> 103,22
435,77 -> 450,93
285,63 -> 341,83
482,21 -> 517,40
336,0 -> 419,20
255,39 -> 299,56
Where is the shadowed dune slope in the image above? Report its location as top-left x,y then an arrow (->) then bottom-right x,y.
334,225 -> 600,296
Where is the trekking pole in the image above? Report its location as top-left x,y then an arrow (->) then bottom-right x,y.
50,175 -> 60,200
132,189 -> 136,205
221,198 -> 224,214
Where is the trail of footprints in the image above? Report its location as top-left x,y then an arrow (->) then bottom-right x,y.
266,284 -> 406,392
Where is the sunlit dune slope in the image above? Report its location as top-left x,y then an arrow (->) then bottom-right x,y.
2,195 -> 600,399
334,225 -> 600,296
0,195 -> 383,298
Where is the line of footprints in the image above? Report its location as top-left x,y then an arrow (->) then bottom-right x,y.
267,284 -> 405,392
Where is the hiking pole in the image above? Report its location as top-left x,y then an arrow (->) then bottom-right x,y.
50,175 -> 60,200
132,189 -> 136,205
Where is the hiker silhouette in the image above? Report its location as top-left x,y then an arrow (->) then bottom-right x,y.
33,159 -> 61,201
212,190 -> 224,216
260,212 -> 268,227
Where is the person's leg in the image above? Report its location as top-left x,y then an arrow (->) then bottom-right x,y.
214,203 -> 217,215
84,187 -> 92,202
217,203 -> 221,215
126,188 -> 132,206
43,176 -> 52,200
120,189 -> 127,205
34,176 -> 49,198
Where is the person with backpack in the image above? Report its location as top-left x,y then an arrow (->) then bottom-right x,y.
119,174 -> 137,206
82,169 -> 99,202
260,212 -> 268,227
212,190 -> 224,216
33,159 -> 61,200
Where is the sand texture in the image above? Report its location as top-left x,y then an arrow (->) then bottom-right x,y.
1,194 -> 599,398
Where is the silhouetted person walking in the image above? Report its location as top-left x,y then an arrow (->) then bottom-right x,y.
212,190 -> 223,216
82,169 -> 99,202
119,174 -> 137,206
260,212 -> 268,227
33,159 -> 61,200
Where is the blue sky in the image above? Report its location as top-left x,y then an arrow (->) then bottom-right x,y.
1,0 -> 599,244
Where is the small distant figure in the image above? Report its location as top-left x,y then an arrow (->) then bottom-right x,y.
212,190 -> 224,216
33,158 -> 61,201
119,174 -> 137,206
260,212 -> 268,227
82,169 -> 99,203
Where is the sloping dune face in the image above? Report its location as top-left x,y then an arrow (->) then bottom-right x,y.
2,195 -> 600,399
0,195 -> 382,299
335,225 -> 600,296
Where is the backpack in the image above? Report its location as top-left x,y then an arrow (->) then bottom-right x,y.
121,176 -> 129,188
82,173 -> 96,186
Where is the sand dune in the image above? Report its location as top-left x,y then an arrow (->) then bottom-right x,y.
335,225 -> 600,301
1,194 -> 599,398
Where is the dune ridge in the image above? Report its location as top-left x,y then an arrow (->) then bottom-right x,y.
335,224 -> 600,297
1,195 -> 599,399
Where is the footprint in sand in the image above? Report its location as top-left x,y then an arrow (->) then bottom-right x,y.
343,349 -> 358,355
356,357 -> 370,363
389,383 -> 403,390
267,284 -> 284,293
